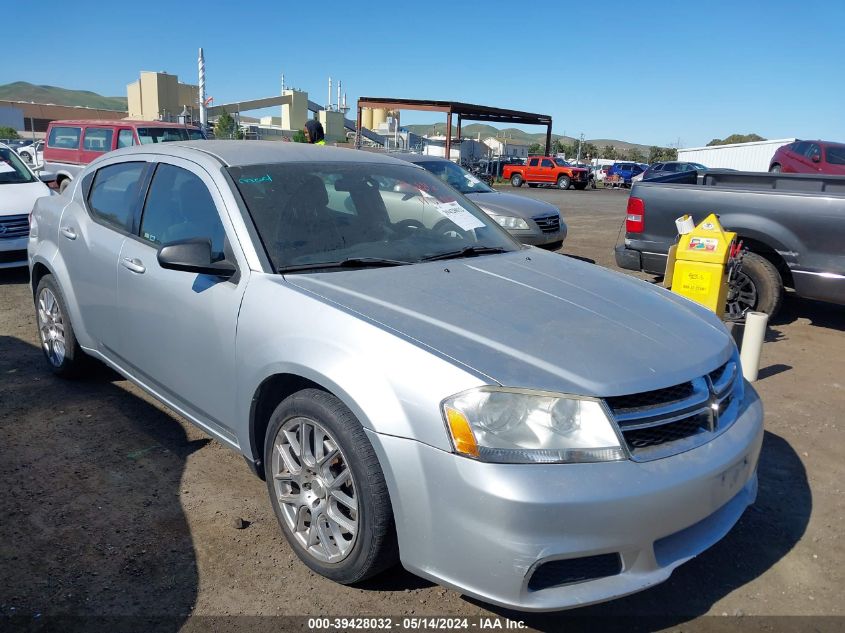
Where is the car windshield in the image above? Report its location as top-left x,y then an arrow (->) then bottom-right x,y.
0,147 -> 35,184
137,127 -> 205,144
415,160 -> 494,194
826,146 -> 845,165
229,162 -> 518,272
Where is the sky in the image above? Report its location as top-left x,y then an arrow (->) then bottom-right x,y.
5,0 -> 842,148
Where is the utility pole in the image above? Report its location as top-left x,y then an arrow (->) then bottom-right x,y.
576,133 -> 584,163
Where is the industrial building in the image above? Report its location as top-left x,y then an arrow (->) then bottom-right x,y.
127,71 -> 199,122
483,137 -> 530,158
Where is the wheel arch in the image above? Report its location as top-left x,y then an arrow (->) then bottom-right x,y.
735,234 -> 793,288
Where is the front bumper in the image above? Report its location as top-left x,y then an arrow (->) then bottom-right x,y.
0,236 -> 29,269
509,221 -> 568,249
367,386 -> 763,611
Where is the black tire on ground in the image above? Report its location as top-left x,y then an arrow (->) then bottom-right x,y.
58,178 -> 71,193
556,175 -> 571,190
574,183 -> 587,190
510,174 -> 523,187
769,164 -> 782,173
726,251 -> 783,320
264,389 -> 399,584
34,274 -> 88,378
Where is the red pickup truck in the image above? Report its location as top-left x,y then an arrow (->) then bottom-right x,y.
502,156 -> 590,190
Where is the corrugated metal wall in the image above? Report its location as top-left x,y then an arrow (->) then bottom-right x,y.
679,138 -> 796,172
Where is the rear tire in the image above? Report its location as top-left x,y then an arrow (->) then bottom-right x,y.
557,175 -> 571,190
35,274 -> 88,378
264,389 -> 398,584
510,174 -> 523,187
769,164 -> 782,173
726,252 -> 783,320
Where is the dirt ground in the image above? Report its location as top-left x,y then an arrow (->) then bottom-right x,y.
0,188 -> 843,632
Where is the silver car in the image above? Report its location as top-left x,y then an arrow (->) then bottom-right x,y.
394,153 -> 567,249
29,141 -> 763,611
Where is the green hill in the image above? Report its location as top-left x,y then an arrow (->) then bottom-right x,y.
0,81 -> 127,111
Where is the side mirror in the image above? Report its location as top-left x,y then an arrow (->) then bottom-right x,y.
38,170 -> 56,183
811,153 -> 821,163
157,239 -> 236,278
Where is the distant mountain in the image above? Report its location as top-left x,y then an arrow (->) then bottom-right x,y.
403,122 -> 651,153
0,81 -> 127,111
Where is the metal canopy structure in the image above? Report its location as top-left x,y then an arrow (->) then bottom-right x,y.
355,97 -> 553,157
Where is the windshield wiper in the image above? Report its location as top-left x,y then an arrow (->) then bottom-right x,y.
420,246 -> 508,262
278,257 -> 411,273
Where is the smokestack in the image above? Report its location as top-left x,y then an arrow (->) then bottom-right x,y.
198,48 -> 206,129
337,80 -> 342,113
328,77 -> 332,111
343,92 -> 347,110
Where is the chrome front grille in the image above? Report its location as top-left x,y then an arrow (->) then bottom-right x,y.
533,214 -> 560,234
605,358 -> 741,461
0,214 -> 29,239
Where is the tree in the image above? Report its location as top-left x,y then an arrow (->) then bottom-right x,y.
706,133 -> 766,146
627,148 -> 646,163
528,142 -> 543,155
213,112 -> 236,139
292,130 -> 307,143
602,145 -> 617,159
0,126 -> 19,139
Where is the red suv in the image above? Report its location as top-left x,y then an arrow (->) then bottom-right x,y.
769,140 -> 845,175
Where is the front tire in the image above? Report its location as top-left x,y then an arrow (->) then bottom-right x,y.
557,175 -> 571,190
510,174 -> 523,187
264,389 -> 398,584
726,251 -> 783,320
35,274 -> 88,377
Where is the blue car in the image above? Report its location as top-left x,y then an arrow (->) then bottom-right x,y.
608,162 -> 648,187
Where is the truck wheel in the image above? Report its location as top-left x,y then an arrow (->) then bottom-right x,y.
726,252 -> 783,320
769,164 -> 782,173
510,174 -> 523,187
556,175 -> 571,190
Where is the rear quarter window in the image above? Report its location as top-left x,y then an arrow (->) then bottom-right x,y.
47,126 -> 81,149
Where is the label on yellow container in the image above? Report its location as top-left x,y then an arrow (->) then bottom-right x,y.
677,269 -> 712,298
688,237 -> 719,252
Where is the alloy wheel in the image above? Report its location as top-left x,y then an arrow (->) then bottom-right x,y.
37,288 -> 66,366
726,270 -> 758,320
271,417 -> 359,563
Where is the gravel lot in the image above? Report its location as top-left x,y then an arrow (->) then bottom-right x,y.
1,187 -> 842,631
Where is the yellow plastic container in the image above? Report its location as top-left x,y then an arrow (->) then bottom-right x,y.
670,213 -> 736,314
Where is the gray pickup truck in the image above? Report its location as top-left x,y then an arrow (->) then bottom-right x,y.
615,170 -> 845,317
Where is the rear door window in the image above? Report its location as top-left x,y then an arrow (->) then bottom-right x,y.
140,164 -> 226,260
117,129 -> 136,148
528,158 -> 539,167
47,126 -> 81,149
541,159 -> 553,168
83,128 -> 114,153
87,162 -> 146,232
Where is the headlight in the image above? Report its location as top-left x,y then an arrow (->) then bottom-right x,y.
442,387 -> 626,464
488,214 -> 529,230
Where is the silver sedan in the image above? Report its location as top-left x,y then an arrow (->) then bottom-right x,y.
29,141 -> 763,611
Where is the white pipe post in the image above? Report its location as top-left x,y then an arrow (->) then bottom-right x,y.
740,311 -> 769,382
198,48 -> 206,129
328,77 -> 332,111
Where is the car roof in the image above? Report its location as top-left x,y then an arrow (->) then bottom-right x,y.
107,140 -> 424,168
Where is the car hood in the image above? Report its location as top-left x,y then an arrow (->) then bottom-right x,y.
0,180 -> 51,216
285,250 -> 732,397
465,191 -> 561,220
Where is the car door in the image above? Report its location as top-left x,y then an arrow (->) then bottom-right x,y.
804,143 -> 823,172
785,141 -> 809,172
58,160 -> 149,353
113,158 -> 247,443
526,157 -> 540,182
540,158 -> 555,182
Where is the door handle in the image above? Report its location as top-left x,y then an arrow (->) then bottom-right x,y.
60,226 -> 77,240
121,257 -> 146,274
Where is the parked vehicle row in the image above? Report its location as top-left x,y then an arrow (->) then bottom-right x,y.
29,140 -> 763,612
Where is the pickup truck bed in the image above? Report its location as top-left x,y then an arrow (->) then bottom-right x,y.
615,170 -> 845,315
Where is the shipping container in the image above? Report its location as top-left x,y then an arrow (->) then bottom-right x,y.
678,138 -> 796,172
